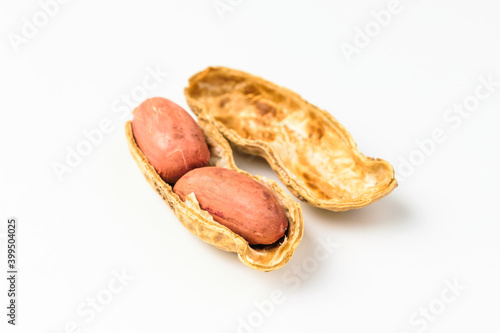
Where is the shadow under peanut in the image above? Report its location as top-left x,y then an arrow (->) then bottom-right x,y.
301,194 -> 412,229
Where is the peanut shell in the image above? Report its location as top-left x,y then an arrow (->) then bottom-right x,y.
125,114 -> 303,271
185,67 -> 397,211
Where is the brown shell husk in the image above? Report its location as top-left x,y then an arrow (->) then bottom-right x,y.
125,115 -> 303,271
185,67 -> 398,211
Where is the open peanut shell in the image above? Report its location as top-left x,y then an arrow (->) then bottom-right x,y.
125,114 -> 303,271
185,67 -> 397,211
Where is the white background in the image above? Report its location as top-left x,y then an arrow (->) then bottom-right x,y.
1,0 -> 499,332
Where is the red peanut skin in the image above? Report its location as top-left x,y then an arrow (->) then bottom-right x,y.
132,97 -> 210,183
173,167 -> 288,245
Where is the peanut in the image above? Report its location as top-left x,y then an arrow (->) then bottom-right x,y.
131,97 -> 210,183
173,167 -> 288,245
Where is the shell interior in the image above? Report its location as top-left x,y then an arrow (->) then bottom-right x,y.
185,67 -> 398,211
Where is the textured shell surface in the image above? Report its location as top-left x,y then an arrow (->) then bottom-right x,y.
185,67 -> 397,211
125,114 -> 303,271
